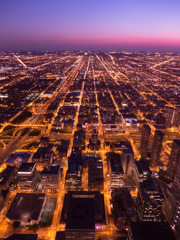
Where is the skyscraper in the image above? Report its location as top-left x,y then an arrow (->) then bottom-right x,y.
140,124 -> 151,159
166,108 -> 180,128
91,129 -> 98,145
151,130 -> 164,168
121,149 -> 134,175
166,139 -> 180,180
163,162 -> 180,228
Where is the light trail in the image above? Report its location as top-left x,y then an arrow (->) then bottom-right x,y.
14,55 -> 28,68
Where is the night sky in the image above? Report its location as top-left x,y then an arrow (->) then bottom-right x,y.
0,0 -> 180,51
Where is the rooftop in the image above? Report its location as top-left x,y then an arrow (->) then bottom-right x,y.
66,198 -> 95,230
6,193 -> 45,222
129,221 -> 176,240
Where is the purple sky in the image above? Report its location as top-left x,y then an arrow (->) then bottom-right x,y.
0,0 -> 180,51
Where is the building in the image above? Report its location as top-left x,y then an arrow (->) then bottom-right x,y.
40,165 -> 61,192
166,139 -> 180,180
140,124 -> 151,159
111,188 -> 136,229
122,113 -> 138,124
128,221 -> 176,240
166,108 -> 179,128
163,162 -> 180,228
150,130 -> 164,168
32,147 -> 53,166
0,165 -> 16,190
61,191 -> 106,227
65,198 -> 95,240
121,149 -> 134,176
109,158 -> 124,189
88,129 -> 100,150
6,152 -> 32,166
88,157 -> 103,191
136,175 -> 164,221
65,162 -> 82,190
40,137 -> 50,147
6,193 -> 46,225
6,234 -> 38,240
91,129 -> 98,145
134,160 -> 151,184
17,163 -> 38,190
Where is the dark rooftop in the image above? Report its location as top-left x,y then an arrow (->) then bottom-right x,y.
17,163 -> 36,174
6,193 -> 45,222
129,221 -> 176,240
66,197 -> 95,230
6,234 -> 38,240
40,165 -> 60,175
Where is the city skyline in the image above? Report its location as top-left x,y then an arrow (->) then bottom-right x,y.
0,0 -> 180,51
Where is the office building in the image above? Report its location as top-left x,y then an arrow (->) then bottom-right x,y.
136,175 -> 164,221
65,198 -> 95,240
88,157 -> 103,191
128,221 -> 176,240
134,160 -> 151,183
65,162 -> 82,190
111,188 -> 136,229
109,158 -> 124,189
32,147 -> 53,166
61,191 -> 106,226
150,130 -> 164,168
140,124 -> 151,159
163,162 -> 180,228
6,234 -> 38,240
17,163 -> 38,190
40,165 -> 61,192
121,149 -> 134,176
91,129 -> 98,145
166,139 -> 180,180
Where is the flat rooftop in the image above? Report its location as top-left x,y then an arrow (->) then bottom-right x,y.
61,191 -> 106,225
6,152 -> 32,164
110,158 -> 124,174
40,165 -> 60,175
66,197 -> 95,230
6,193 -> 45,222
17,163 -> 36,174
130,221 -> 176,240
6,234 -> 38,240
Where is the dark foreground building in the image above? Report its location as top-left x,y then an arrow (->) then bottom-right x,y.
128,221 -> 176,240
150,130 -> 164,168
140,124 -> 151,159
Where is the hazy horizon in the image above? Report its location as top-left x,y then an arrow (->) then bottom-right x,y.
0,0 -> 180,52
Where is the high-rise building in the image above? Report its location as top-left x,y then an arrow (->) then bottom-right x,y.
121,149 -> 134,175
140,124 -> 151,159
111,188 -> 136,229
40,165 -> 61,192
134,159 -> 151,183
163,163 -> 180,228
166,108 -> 180,128
65,198 -> 95,240
136,175 -> 164,221
166,139 -> 180,180
128,222 -> 176,240
91,129 -> 98,145
109,158 -> 124,189
150,130 -> 164,168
